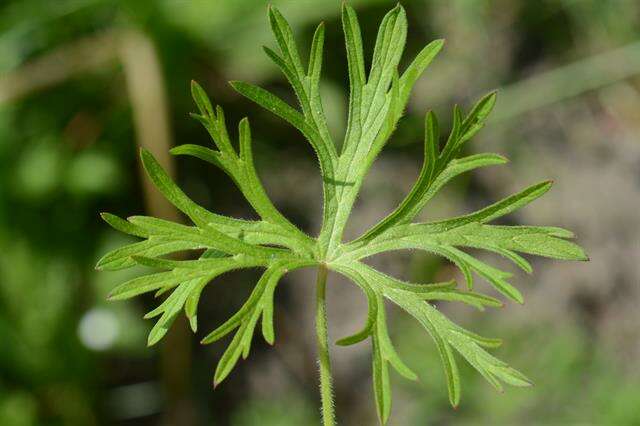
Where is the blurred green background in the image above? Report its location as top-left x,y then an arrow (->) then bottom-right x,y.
1,0 -> 639,425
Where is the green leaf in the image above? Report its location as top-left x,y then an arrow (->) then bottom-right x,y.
98,5 -> 585,423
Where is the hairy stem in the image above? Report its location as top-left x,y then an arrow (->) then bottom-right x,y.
315,264 -> 335,426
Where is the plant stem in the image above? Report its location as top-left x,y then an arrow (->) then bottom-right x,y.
315,264 -> 335,426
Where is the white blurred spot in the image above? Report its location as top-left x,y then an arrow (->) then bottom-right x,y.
78,307 -> 119,350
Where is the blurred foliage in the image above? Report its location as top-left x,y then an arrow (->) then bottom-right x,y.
0,0 -> 638,424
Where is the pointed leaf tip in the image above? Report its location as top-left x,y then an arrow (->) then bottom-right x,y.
95,259 -> 106,271
139,147 -> 153,167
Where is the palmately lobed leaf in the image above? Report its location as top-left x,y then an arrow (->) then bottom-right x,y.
97,4 -> 587,425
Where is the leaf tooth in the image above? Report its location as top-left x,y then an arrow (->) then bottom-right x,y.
241,312 -> 261,360
238,117 -> 253,163
107,271 -> 180,301
372,330 -> 392,424
490,247 -> 533,274
100,212 -> 149,238
188,315 -> 198,333
423,110 -> 439,185
201,266 -> 280,345
131,255 -> 175,270
436,336 -> 461,408
143,307 -> 164,320
191,80 -> 214,117
308,22 -> 325,79
201,316 -> 244,345
267,5 -> 306,77
154,286 -> 173,298
185,278 -> 208,333
375,299 -> 417,381
449,328 -> 503,349
147,323 -> 169,347
261,293 -> 277,345
341,1 -> 366,88
422,290 -> 503,311
213,322 -> 247,386
459,90 -> 498,143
